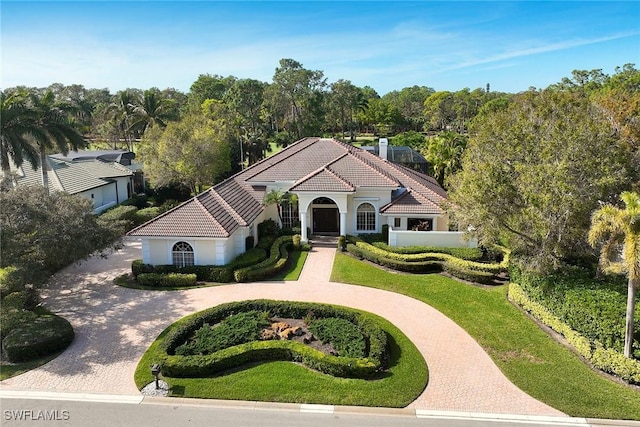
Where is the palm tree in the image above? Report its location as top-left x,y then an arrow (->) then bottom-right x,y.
0,91 -> 40,184
106,90 -> 137,151
263,189 -> 298,227
129,89 -> 175,135
424,131 -> 467,188
27,90 -> 87,193
588,191 -> 640,358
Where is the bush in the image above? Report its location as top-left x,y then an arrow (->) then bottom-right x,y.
159,300 -> 387,379
175,311 -> 270,356
337,235 -> 346,251
2,315 -> 74,363
99,205 -> 138,231
245,236 -> 255,251
0,308 -> 37,341
509,263 -> 636,353
346,243 -> 443,273
371,241 -> 484,261
135,207 -> 163,225
1,289 -> 38,311
292,234 -> 301,250
509,282 -> 640,384
308,317 -> 366,358
120,194 -> 149,209
234,236 -> 293,282
258,219 -> 279,238
137,273 -> 197,287
229,248 -> 267,269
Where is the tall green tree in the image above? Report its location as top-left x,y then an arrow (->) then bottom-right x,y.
448,89 -> 633,270
423,131 -> 467,188
0,91 -> 40,182
263,189 -> 298,227
588,191 -> 640,358
106,90 -> 138,151
1,185 -> 122,280
130,88 -> 177,134
138,104 -> 231,194
382,85 -> 434,132
25,90 -> 87,193
268,58 -> 327,141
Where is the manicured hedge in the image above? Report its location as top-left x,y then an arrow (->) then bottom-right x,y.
371,241 -> 484,260
509,263 -> 636,353
158,300 -> 388,379
2,315 -> 74,363
137,273 -> 197,288
234,236 -> 293,282
347,239 -> 508,284
309,317 -> 366,358
509,282 -> 640,384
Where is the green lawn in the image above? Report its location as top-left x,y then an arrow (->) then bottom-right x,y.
0,352 -> 61,381
269,250 -> 308,281
135,310 -> 427,407
331,253 -> 640,420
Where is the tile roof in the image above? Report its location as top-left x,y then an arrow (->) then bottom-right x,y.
380,189 -> 443,215
6,157 -> 131,195
128,137 -> 448,238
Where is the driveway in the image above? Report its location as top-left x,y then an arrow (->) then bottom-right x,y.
1,239 -> 564,417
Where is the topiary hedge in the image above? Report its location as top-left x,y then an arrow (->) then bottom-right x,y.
137,273 -> 198,288
2,315 -> 74,363
158,300 -> 388,379
347,238 -> 508,284
371,241 -> 484,260
233,236 -> 293,282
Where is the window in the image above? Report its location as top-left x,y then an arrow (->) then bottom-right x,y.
356,203 -> 376,231
172,241 -> 194,267
394,218 -> 401,228
281,202 -> 299,229
407,218 -> 433,231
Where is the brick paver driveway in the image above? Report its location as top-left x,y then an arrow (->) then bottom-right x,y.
1,239 -> 565,417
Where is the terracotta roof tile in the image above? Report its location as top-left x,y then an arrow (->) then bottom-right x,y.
289,167 -> 355,192
380,190 -> 444,215
129,198 -> 228,237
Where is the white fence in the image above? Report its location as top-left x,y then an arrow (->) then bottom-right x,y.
388,230 -> 477,248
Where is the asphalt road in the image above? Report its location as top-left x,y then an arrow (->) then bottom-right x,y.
2,396 -> 627,427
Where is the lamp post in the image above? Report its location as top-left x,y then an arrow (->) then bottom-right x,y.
151,364 -> 161,390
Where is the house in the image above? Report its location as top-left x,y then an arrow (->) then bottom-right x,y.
5,154 -> 134,214
128,137 -> 474,267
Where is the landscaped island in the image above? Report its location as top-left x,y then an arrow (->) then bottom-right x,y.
135,300 -> 428,407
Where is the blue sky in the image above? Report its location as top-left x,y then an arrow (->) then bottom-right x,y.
1,1 -> 638,95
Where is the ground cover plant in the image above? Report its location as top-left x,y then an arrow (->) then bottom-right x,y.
330,252 -> 640,420
135,300 -> 427,407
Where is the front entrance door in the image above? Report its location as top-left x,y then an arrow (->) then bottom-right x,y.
313,208 -> 339,234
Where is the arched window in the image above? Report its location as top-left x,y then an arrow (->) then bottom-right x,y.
356,203 -> 376,231
172,241 -> 194,267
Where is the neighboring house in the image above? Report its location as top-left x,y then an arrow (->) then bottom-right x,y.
5,155 -> 134,214
128,137 -> 474,267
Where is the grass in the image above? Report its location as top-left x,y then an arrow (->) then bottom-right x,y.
269,250 -> 308,281
0,352 -> 62,381
135,309 -> 427,407
330,253 -> 640,420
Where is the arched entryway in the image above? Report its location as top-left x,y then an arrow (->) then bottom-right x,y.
311,197 -> 340,235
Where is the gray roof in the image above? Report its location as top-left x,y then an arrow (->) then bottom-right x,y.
7,156 -> 132,195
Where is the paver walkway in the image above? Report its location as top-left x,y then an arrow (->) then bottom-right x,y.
1,240 -> 565,416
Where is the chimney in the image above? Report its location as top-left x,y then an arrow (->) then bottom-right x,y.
379,138 -> 388,160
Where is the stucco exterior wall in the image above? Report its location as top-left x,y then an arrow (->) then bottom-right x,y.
388,230 -> 477,248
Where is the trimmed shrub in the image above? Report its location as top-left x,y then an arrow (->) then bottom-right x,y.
371,241 -> 484,261
308,317 -> 366,358
337,235 -> 346,251
509,282 -> 640,384
175,311 -> 270,356
229,248 -> 267,269
159,300 -> 387,379
234,236 -> 293,282
245,235 -> 255,251
0,266 -> 23,297
131,260 -> 234,283
137,273 -> 197,287
0,308 -> 37,341
346,243 -> 443,273
2,315 -> 74,363
258,219 -> 279,238
442,262 -> 497,285
292,234 -> 301,250
2,290 -> 38,311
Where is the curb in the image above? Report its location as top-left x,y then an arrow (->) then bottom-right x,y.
2,391 -> 638,426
